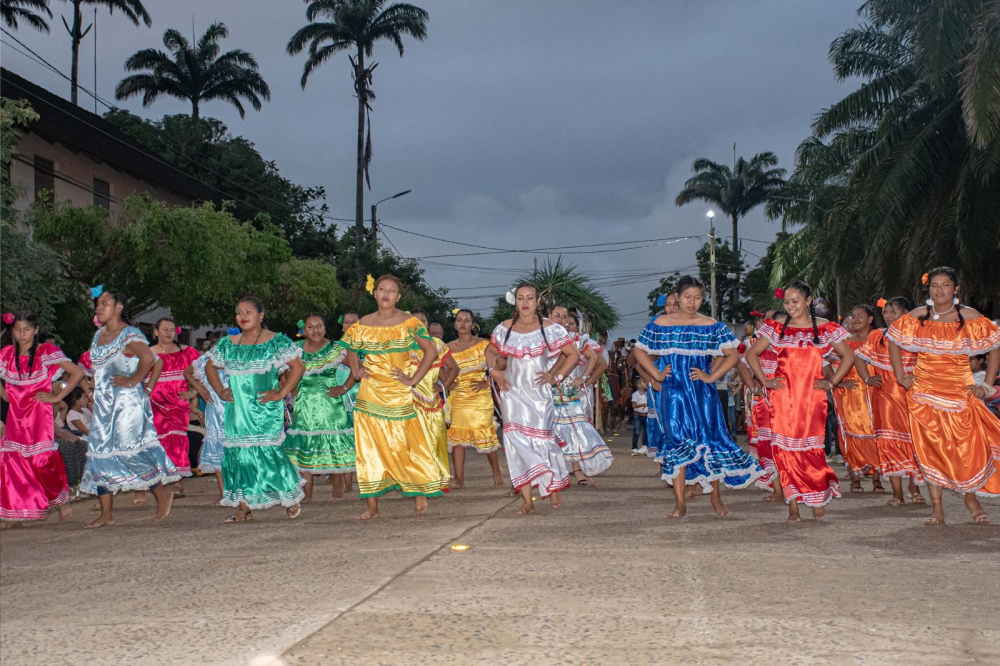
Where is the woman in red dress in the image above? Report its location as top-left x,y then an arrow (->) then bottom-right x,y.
854,297 -> 925,506
745,281 -> 855,522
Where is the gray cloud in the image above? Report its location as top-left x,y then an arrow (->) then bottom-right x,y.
4,0 -> 860,334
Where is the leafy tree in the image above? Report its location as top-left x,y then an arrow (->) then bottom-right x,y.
59,0 -> 151,106
645,273 -> 681,317
487,258 -> 620,336
115,22 -> 270,121
675,150 -> 786,311
694,240 -> 747,322
288,0 -> 429,252
103,110 -> 329,254
267,258 -> 345,334
2,0 -> 52,32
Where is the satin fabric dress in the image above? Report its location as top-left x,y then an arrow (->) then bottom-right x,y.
490,322 -> 573,497
283,341 -> 356,475
829,339 -> 880,477
447,340 -> 500,454
0,343 -> 70,521
887,314 -> 1000,496
637,321 -> 762,492
855,330 -> 922,480
191,353 -> 227,474
80,327 -> 180,494
646,383 -> 663,460
410,338 -> 451,484
573,333 -> 602,424
758,319 -> 846,507
341,318 -> 447,498
148,346 -> 200,477
208,334 -> 305,510
551,335 -> 614,477
78,350 -> 92,378
741,337 -> 779,491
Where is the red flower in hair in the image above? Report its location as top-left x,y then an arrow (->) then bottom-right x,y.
774,288 -> 785,299
876,298 -> 887,308
921,273 -> 929,285
175,325 -> 182,336
2,313 -> 13,325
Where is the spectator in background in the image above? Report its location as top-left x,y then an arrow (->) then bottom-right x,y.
631,378 -> 648,455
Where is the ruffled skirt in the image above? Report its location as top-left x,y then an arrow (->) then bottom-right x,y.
80,434 -> 181,494
221,444 -> 305,510
502,424 -> 570,497
553,398 -> 613,477
0,448 -> 68,521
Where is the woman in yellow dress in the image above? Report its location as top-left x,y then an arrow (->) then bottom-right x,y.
341,275 -> 448,519
444,309 -> 504,488
888,267 -> 1000,525
410,312 -> 458,488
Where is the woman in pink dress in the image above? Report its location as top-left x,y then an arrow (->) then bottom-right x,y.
0,311 -> 85,526
147,318 -> 200,493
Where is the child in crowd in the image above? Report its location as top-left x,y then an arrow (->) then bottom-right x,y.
631,378 -> 648,455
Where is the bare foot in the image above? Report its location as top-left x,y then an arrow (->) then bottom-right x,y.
550,492 -> 562,509
787,504 -> 802,522
85,514 -> 114,529
668,504 -> 687,519
451,479 -> 465,490
504,487 -> 519,497
357,508 -> 380,520
58,504 -> 73,522
762,490 -> 782,502
212,498 -> 224,507
133,491 -> 146,506
152,486 -> 174,522
492,472 -> 504,488
515,502 -> 535,515
887,497 -> 905,507
710,495 -> 731,518
684,486 -> 699,500
811,506 -> 826,521
414,496 -> 428,515
0,522 -> 24,529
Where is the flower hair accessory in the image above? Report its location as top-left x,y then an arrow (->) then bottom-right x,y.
175,325 -> 182,336
93,315 -> 102,328
365,274 -> 375,295
774,288 -> 785,299
876,298 -> 887,308
227,326 -> 241,335
297,319 -> 306,329
656,294 -> 666,307
504,289 -> 516,306
2,313 -> 14,325
90,284 -> 104,299
921,272 -> 929,285
337,315 -> 344,324
452,308 -> 460,316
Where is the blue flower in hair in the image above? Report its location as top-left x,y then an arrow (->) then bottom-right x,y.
656,293 -> 666,307
90,284 -> 104,299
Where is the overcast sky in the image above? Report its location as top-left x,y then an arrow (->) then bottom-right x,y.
4,0 -> 861,336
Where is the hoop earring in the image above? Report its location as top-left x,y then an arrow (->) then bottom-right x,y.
953,297 -> 959,305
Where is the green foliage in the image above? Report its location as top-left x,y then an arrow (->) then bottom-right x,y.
487,258 -> 620,336
115,22 -> 270,121
1,0 -> 52,33
694,241 -> 748,322
0,219 -> 80,334
645,273 -> 681,317
103,110 -> 329,254
266,258 -> 344,334
31,196 -> 294,327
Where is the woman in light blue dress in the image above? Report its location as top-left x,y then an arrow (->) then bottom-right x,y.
81,289 -> 180,528
634,276 -> 763,519
188,349 -> 228,504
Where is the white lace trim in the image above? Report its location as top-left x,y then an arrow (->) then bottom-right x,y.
156,430 -> 189,439
286,428 -> 353,437
222,431 -> 287,449
85,437 -> 164,459
634,342 -> 723,357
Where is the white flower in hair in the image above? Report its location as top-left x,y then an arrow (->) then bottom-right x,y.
505,289 -> 516,305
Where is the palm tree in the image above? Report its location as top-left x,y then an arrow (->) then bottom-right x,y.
675,150 -> 786,317
811,0 -> 1000,312
287,0 -> 429,252
115,22 -> 271,121
2,0 -> 52,32
59,0 -> 151,106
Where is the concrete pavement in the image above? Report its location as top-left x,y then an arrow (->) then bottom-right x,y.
2,435 -> 999,666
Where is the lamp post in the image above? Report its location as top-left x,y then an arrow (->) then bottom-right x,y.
370,190 -> 411,254
707,211 -> 717,320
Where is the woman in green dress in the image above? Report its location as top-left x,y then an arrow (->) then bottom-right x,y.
283,314 -> 357,501
205,296 -> 306,523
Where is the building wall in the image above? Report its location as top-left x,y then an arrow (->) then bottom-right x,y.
9,131 -> 192,213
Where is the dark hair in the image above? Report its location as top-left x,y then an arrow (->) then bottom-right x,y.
238,296 -> 265,314
778,280 -> 820,344
879,296 -> 911,345
504,282 -> 549,349
428,321 -> 443,331
64,386 -> 86,408
374,274 -> 403,292
97,289 -> 133,324
919,266 -> 964,330
676,275 -> 705,296
303,312 -> 326,325
972,353 -> 987,367
454,309 -> 480,336
850,304 -> 875,334
39,331 -> 56,344
152,317 -> 175,345
12,311 -> 40,379
568,314 -> 580,328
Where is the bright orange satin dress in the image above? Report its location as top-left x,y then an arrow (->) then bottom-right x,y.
758,319 -> 847,507
888,314 -> 1000,495
856,329 -> 921,479
830,339 -> 880,476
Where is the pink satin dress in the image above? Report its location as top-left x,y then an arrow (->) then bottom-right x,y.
149,346 -> 200,477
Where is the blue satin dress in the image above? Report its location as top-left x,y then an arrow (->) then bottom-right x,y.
80,327 -> 180,494
192,353 -> 227,473
637,321 -> 763,492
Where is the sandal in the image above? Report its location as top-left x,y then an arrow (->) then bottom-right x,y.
224,509 -> 253,523
886,498 -> 904,507
910,493 -> 926,505
577,479 -> 589,486
286,505 -> 301,519
972,511 -> 990,524
850,480 -> 864,493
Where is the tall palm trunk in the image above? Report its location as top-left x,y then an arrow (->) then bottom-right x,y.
731,212 -> 740,320
192,98 -> 199,121
354,45 -> 366,252
68,1 -> 83,105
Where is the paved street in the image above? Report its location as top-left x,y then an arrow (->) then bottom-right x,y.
2,434 -> 999,666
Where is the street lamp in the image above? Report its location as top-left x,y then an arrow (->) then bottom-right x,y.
707,211 -> 717,320
371,189 -> 412,249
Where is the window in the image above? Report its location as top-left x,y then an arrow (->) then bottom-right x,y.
93,178 -> 110,209
33,156 -> 54,202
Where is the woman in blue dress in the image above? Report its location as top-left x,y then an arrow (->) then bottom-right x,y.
187,345 -> 228,504
81,289 -> 180,528
634,276 -> 763,518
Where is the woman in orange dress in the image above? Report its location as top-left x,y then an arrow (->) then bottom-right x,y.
830,305 -> 883,493
745,281 -> 855,522
887,267 -> 1000,525
854,297 -> 925,507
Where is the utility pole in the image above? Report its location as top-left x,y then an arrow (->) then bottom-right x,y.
707,211 -> 717,320
368,189 -> 411,257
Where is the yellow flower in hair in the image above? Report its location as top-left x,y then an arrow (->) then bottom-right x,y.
452,308 -> 460,316
365,274 -> 375,294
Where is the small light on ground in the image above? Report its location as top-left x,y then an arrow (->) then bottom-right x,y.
450,544 -> 470,551
613,433 -> 619,436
